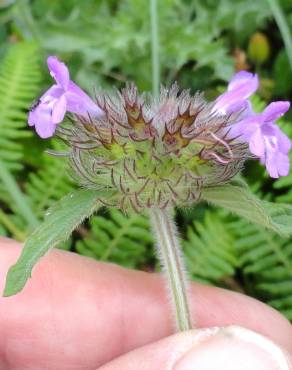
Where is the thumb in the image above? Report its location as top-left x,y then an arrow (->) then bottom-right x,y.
99,326 -> 292,370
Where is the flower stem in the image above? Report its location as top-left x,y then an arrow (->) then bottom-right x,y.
150,207 -> 192,331
268,0 -> 292,72
150,0 -> 160,97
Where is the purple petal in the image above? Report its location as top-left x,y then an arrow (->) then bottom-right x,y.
212,92 -> 243,115
28,93 -> 59,138
35,120 -> 57,139
265,151 -> 290,178
65,81 -> 104,117
229,115 -> 261,141
262,101 -> 290,122
277,130 -> 292,154
249,128 -> 265,159
47,56 -> 70,90
41,85 -> 64,100
277,152 -> 290,177
213,71 -> 258,115
30,104 -> 56,138
28,109 -> 37,127
28,102 -> 51,128
228,71 -> 258,93
52,94 -> 67,123
265,152 -> 280,178
262,123 -> 291,154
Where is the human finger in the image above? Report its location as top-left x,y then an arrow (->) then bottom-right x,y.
0,238 -> 291,369
99,326 -> 292,370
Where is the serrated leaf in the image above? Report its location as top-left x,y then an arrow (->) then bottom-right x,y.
201,181 -> 292,237
3,189 -> 102,297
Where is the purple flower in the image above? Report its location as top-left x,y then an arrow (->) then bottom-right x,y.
232,101 -> 291,178
213,71 -> 259,115
28,56 -> 103,138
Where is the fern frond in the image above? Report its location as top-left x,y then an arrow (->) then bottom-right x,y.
183,211 -> 238,284
76,209 -> 153,268
183,208 -> 292,320
0,42 -> 41,171
230,218 -> 292,320
25,140 -> 75,218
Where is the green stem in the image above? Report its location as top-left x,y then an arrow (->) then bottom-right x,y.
150,207 -> 192,331
0,209 -> 26,241
0,160 -> 39,230
149,0 -> 191,332
268,0 -> 292,72
150,0 -> 160,96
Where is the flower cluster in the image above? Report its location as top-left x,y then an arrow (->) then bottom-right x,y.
28,57 -> 291,211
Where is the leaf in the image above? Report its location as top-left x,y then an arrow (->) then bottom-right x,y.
201,180 -> 292,237
3,189 -> 101,297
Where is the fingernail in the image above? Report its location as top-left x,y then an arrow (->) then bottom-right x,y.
174,326 -> 292,370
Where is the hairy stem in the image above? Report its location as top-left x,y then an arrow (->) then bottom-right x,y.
150,207 -> 192,331
268,0 -> 292,71
150,0 -> 160,96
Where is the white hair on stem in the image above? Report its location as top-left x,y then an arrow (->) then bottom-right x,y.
150,207 -> 193,331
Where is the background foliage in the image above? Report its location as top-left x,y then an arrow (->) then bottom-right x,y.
0,0 -> 292,320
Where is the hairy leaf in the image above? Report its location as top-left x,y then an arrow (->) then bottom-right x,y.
201,181 -> 292,237
3,189 -> 101,296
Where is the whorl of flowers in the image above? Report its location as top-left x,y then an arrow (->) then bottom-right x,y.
28,57 -> 291,212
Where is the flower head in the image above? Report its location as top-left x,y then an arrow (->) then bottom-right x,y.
213,71 -> 259,115
30,64 -> 291,211
28,56 -> 103,138
57,83 -> 251,211
231,101 -> 291,178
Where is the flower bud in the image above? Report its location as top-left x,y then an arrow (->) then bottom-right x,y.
248,32 -> 270,65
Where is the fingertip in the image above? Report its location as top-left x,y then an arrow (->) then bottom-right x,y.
191,282 -> 292,353
174,326 -> 292,370
99,326 -> 292,370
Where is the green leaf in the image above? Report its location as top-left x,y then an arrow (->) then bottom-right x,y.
3,189 -> 101,297
201,181 -> 292,237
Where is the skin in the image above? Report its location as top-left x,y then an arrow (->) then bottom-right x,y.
0,237 -> 291,370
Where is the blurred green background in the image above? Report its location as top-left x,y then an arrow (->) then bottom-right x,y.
0,0 -> 292,320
